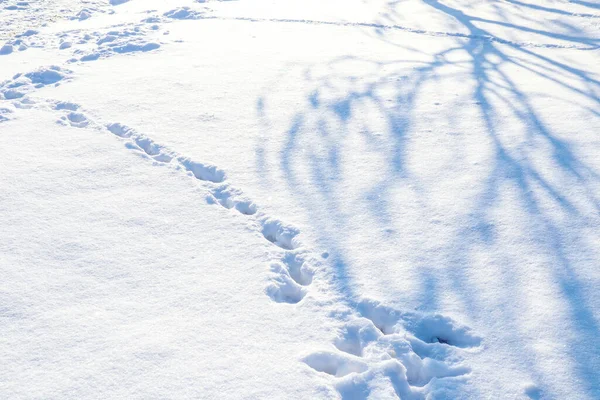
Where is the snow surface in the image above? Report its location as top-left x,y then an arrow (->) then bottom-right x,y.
1,0 -> 599,399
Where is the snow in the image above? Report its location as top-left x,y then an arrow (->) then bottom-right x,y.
1,0 -> 599,399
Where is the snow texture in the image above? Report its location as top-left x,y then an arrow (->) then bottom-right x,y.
1,0 -> 599,399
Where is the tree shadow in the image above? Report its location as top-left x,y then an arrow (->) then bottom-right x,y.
255,1 -> 600,397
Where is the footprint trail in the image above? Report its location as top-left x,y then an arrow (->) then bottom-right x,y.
3,68 -> 483,398
61,107 -> 481,398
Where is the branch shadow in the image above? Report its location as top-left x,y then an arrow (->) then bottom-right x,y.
255,1 -> 600,397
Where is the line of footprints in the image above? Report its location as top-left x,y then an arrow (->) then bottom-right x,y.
45,97 -> 483,398
53,99 -> 315,305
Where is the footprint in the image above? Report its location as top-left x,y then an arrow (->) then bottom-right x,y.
266,251 -> 316,304
280,251 -> 314,286
0,66 -> 72,99
163,7 -> 208,20
523,383 -> 543,399
261,218 -> 300,250
265,262 -> 307,304
357,299 -> 482,348
107,123 -> 227,178
66,112 -> 89,128
302,351 -> 368,377
333,318 -> 382,357
55,101 -> 79,111
179,157 -> 226,183
25,66 -> 67,85
208,184 -> 257,215
106,123 -> 314,312
13,97 -> 36,109
73,24 -> 160,63
404,313 -> 482,349
304,303 -> 480,398
107,122 -> 134,138
3,89 -> 24,99
106,123 -> 173,163
134,136 -> 162,156
112,42 -> 160,54
134,136 -> 173,163
334,359 -> 417,400
0,107 -> 13,123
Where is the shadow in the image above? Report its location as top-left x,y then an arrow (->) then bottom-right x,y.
254,0 -> 600,397
569,0 -> 600,10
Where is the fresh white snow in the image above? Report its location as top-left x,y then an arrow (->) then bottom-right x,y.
1,0 -> 599,399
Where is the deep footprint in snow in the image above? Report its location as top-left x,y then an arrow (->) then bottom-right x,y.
266,251 -> 316,304
163,7 -> 209,20
304,307 -> 479,398
208,184 -> 257,215
1,66 -> 72,99
261,218 -> 301,250
66,112 -> 89,128
0,106 -> 13,123
357,299 -> 482,348
52,102 -> 89,128
106,123 -> 173,163
133,136 -> 172,162
280,251 -> 314,286
107,122 -> 134,138
302,351 -> 368,377
68,23 -> 161,63
179,157 -> 226,183
265,262 -> 308,304
303,347 -> 421,399
55,101 -> 79,111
